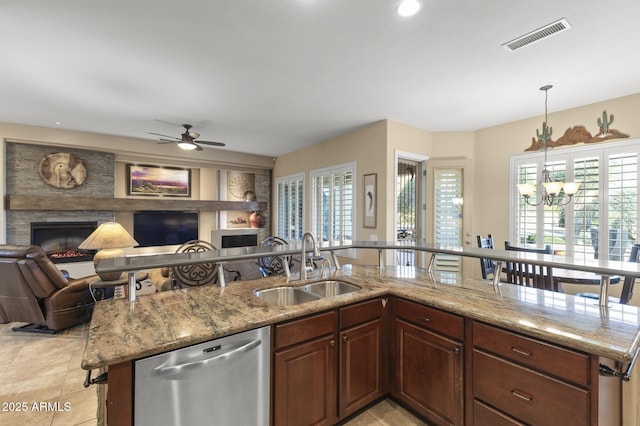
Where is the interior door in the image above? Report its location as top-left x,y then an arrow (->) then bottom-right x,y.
426,159 -> 473,275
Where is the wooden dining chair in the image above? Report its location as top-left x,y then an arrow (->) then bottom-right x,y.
504,241 -> 554,290
476,234 -> 496,279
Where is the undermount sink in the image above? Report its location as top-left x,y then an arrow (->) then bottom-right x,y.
303,280 -> 362,297
254,280 -> 362,306
253,286 -> 321,306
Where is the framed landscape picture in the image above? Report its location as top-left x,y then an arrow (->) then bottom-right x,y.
127,164 -> 191,197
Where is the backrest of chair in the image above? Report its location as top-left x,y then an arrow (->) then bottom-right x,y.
476,234 -> 495,279
0,245 -> 67,297
504,241 -> 552,254
504,242 -> 553,290
619,243 -> 640,304
0,245 -> 62,324
258,236 -> 293,276
172,240 -> 218,286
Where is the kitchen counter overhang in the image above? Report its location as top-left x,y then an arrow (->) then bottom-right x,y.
81,264 -> 640,372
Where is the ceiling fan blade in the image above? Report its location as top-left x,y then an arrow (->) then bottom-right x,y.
157,139 -> 176,144
194,144 -> 204,151
149,132 -> 180,140
196,140 -> 226,147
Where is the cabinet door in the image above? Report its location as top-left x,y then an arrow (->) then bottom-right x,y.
339,319 -> 383,418
394,318 -> 463,425
273,335 -> 337,426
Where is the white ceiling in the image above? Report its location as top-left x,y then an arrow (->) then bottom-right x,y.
2,0 -> 640,157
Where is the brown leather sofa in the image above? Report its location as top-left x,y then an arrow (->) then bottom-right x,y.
0,245 -> 96,333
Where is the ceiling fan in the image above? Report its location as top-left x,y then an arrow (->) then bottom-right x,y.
149,124 -> 226,151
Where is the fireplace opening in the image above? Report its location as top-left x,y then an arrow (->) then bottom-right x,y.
31,222 -> 98,263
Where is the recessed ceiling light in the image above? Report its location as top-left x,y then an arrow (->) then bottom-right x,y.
397,0 -> 421,17
55,121 -> 62,125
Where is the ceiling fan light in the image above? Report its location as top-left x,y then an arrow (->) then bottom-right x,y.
178,141 -> 198,150
397,0 -> 421,17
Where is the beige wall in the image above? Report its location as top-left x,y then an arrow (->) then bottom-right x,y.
472,92 -> 640,254
274,120 -> 388,264
273,92 -> 640,269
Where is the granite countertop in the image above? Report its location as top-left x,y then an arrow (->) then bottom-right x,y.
81,264 -> 640,370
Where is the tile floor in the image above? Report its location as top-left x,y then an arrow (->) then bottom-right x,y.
0,322 -> 97,426
0,322 -> 427,426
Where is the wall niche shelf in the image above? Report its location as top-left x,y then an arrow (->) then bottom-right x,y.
5,195 -> 266,212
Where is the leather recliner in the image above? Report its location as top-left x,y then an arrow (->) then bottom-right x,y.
0,245 -> 96,333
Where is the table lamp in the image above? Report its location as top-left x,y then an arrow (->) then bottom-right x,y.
78,222 -> 139,281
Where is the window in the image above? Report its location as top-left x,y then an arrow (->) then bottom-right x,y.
310,163 -> 355,247
511,140 -> 639,261
275,173 -> 304,241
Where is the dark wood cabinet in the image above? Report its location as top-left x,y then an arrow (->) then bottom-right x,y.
392,298 -> 464,425
274,333 -> 337,426
470,321 -> 598,426
273,311 -> 338,426
272,298 -> 388,426
338,298 -> 387,418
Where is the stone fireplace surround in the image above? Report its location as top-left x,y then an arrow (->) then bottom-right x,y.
5,142 -> 116,246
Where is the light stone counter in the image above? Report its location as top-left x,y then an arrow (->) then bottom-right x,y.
81,265 -> 640,370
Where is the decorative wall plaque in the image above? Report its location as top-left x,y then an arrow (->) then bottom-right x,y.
38,152 -> 87,189
525,110 -> 629,151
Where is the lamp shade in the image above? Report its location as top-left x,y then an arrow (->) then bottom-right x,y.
178,141 -> 198,150
78,222 -> 138,250
517,183 -> 536,197
78,222 -> 138,281
562,182 -> 581,195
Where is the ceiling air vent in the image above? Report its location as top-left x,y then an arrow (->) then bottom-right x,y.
502,18 -> 571,52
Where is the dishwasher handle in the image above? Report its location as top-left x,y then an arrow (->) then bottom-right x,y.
151,338 -> 262,379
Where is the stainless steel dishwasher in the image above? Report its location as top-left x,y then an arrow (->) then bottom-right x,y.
134,326 -> 270,426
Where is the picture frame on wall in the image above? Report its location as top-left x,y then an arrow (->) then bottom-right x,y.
126,164 -> 191,197
363,173 -> 377,228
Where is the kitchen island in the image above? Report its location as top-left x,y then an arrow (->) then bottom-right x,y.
82,258 -> 640,425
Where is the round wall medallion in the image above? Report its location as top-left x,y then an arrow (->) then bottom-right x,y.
228,175 -> 251,198
38,152 -> 87,189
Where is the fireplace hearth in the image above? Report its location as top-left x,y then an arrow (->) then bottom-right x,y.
31,222 -> 98,263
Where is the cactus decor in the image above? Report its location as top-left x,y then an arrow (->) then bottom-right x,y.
525,109 -> 628,151
536,121 -> 552,145
597,110 -> 614,136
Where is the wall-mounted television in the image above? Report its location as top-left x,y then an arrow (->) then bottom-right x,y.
133,211 -> 198,247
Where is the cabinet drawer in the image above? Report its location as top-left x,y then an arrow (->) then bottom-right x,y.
472,321 -> 590,385
274,310 -> 336,349
395,298 -> 463,340
340,298 -> 384,329
473,400 -> 524,426
473,350 -> 589,426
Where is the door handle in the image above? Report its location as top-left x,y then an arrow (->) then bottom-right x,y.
152,338 -> 262,378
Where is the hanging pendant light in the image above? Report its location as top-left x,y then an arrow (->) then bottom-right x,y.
517,85 -> 580,206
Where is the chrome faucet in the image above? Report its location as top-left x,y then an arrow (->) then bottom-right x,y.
320,257 -> 332,279
300,232 -> 320,281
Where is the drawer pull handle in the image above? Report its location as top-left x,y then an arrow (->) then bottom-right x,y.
511,346 -> 533,357
330,339 -> 335,347
342,335 -> 348,342
418,315 -> 431,322
511,389 -> 533,402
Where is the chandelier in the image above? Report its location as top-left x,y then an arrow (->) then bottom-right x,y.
517,85 -> 580,206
